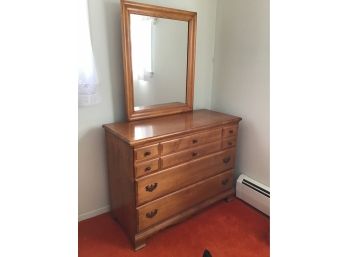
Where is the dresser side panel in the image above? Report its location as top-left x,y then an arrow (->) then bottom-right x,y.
105,131 -> 136,237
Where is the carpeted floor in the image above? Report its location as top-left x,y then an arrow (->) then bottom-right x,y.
78,199 -> 269,257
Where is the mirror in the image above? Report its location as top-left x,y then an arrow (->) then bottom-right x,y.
121,1 -> 197,121
131,14 -> 188,110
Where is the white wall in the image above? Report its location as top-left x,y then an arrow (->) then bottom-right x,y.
78,0 -> 125,220
78,0 -> 218,220
211,0 -> 270,186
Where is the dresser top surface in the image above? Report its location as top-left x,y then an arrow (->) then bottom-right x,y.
103,109 -> 241,145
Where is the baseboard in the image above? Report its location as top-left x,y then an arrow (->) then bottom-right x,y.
236,174 -> 270,216
78,205 -> 110,222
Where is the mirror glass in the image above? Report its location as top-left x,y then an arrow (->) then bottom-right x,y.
130,14 -> 188,111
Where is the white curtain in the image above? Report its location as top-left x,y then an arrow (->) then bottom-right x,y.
78,0 -> 100,106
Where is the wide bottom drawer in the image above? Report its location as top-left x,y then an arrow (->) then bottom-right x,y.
137,170 -> 233,231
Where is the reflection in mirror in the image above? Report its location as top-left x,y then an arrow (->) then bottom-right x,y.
130,14 -> 188,111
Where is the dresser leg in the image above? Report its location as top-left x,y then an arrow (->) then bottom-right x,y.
225,195 -> 235,202
133,238 -> 146,251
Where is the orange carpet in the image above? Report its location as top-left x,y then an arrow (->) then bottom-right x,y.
78,199 -> 269,257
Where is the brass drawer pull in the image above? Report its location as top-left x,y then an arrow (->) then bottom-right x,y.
145,183 -> 158,192
192,152 -> 198,157
144,151 -> 151,157
144,166 -> 152,172
223,157 -> 231,163
222,178 -> 229,185
229,129 -> 234,134
146,209 -> 158,218
192,139 -> 198,144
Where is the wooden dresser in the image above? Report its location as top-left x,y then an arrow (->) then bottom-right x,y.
103,109 -> 241,250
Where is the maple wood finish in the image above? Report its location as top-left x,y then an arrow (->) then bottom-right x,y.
134,144 -> 159,162
120,0 -> 197,121
137,171 -> 234,231
103,109 -> 241,250
134,158 -> 159,178
222,137 -> 237,149
160,141 -> 221,169
161,128 -> 221,155
222,124 -> 239,138
136,149 -> 235,205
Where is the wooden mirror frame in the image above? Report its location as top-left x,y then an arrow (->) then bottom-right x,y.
120,0 -> 197,121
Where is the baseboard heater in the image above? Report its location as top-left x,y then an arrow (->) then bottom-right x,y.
236,174 -> 270,216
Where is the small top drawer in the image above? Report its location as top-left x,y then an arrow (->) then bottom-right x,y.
161,141 -> 221,169
222,125 -> 238,138
134,144 -> 159,162
161,128 -> 221,155
222,138 -> 236,149
135,158 -> 159,178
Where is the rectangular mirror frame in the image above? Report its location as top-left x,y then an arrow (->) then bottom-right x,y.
121,0 -> 197,121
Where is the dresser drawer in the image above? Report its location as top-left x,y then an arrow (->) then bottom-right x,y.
137,170 -> 233,231
222,137 -> 237,149
161,129 -> 221,155
161,141 -> 221,169
136,149 -> 235,205
134,144 -> 159,162
222,125 -> 238,138
135,159 -> 159,178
